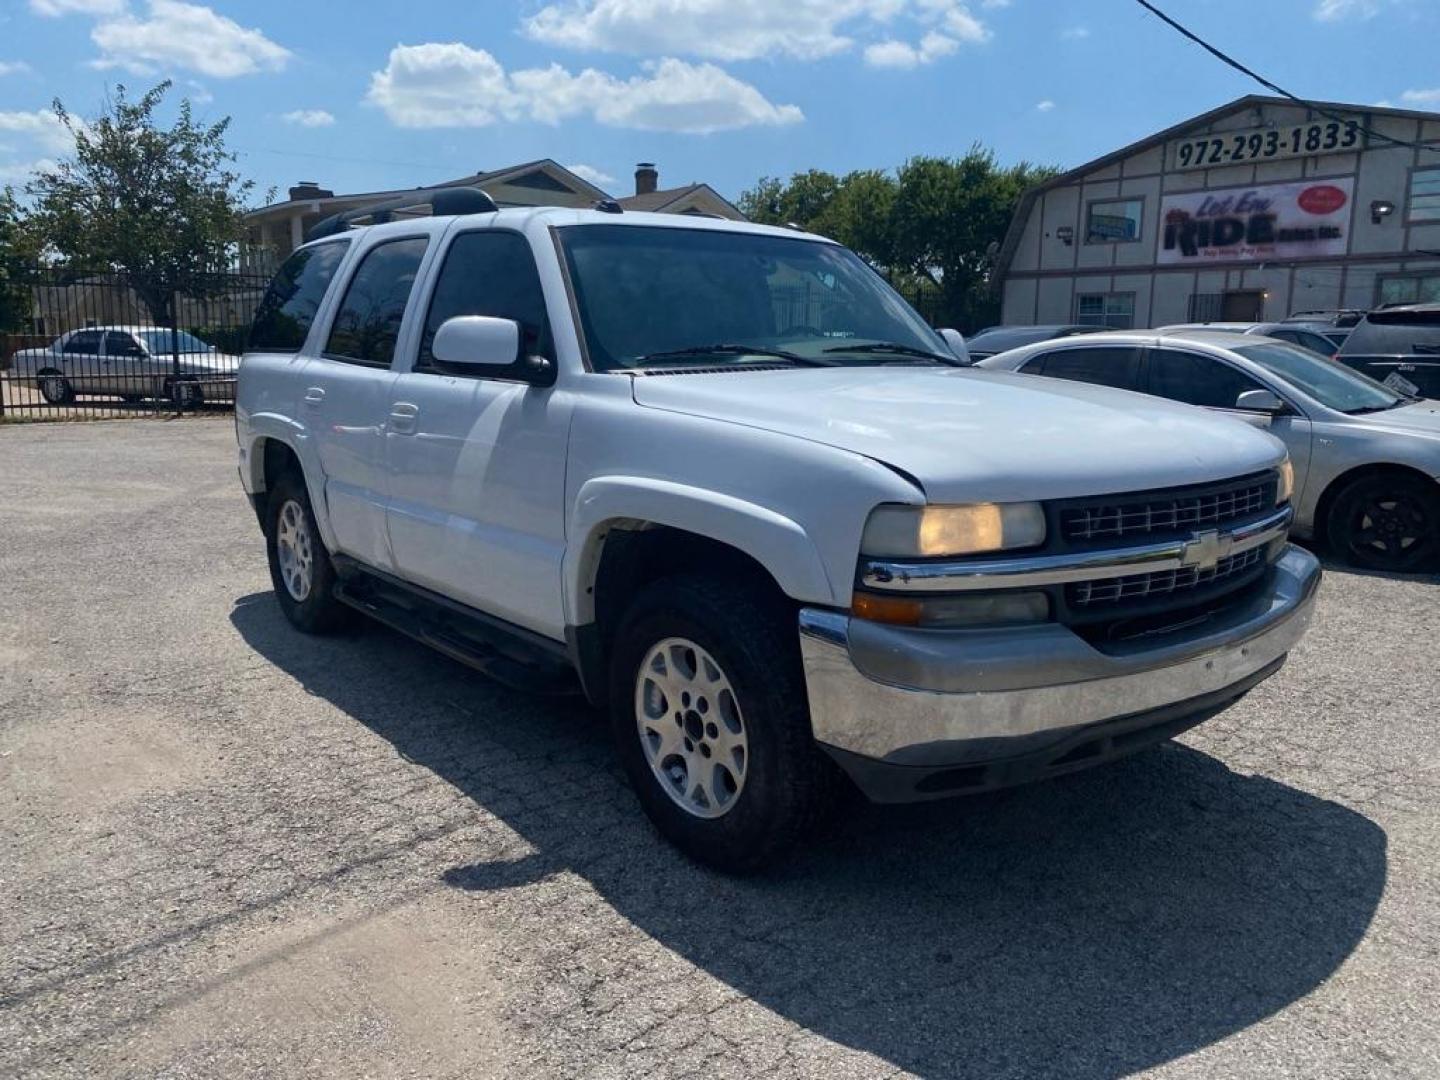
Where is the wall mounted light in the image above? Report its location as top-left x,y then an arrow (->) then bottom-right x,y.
1056,225 -> 1075,246
1371,200 -> 1397,225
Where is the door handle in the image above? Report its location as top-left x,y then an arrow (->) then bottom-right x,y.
303,387 -> 326,406
389,402 -> 419,435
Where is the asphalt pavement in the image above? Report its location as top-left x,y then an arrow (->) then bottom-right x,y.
1,418 -> 1437,1079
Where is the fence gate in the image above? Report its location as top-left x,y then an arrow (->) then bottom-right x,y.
1,265 -> 269,423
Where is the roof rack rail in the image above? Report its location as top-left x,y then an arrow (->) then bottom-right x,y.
593,199 -> 624,214
305,186 -> 499,243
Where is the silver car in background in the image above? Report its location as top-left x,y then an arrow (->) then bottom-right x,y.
977,330 -> 1440,573
9,325 -> 238,406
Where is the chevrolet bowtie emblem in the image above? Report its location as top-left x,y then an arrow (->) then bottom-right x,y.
1181,529 -> 1232,571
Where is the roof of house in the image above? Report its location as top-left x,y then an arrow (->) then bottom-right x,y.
616,183 -> 744,218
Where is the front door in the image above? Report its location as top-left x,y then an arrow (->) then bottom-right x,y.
306,235 -> 431,572
384,228 -> 573,638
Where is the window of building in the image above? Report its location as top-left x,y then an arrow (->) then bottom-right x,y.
1147,348 -> 1265,409
1075,292 -> 1135,329
1408,167 -> 1440,223
1022,346 -> 1143,391
1378,272 -> 1440,307
1085,199 -> 1143,244
324,237 -> 429,368
418,231 -> 552,373
249,240 -> 350,353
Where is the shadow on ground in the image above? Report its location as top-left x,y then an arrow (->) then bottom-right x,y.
231,593 -> 1387,1079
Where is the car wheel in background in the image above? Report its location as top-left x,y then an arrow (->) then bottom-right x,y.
1326,472 -> 1440,573
265,471 -> 351,634
608,574 -> 842,873
165,379 -> 204,409
37,371 -> 75,405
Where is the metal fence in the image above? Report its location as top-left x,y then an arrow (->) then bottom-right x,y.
1,265 -> 269,422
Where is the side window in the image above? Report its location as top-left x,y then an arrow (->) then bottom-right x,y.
249,240 -> 350,353
418,231 -> 551,373
324,237 -> 429,368
64,330 -> 102,354
104,331 -> 140,356
1148,349 -> 1264,409
1025,347 -> 1142,391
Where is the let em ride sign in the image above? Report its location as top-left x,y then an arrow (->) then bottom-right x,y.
1157,178 -> 1355,266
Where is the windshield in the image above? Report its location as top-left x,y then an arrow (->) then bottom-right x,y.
557,224 -> 947,371
136,330 -> 215,354
1234,342 -> 1404,413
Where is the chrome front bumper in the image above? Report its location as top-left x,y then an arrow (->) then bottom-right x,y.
799,545 -> 1321,801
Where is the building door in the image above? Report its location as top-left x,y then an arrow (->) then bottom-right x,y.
1222,290 -> 1266,321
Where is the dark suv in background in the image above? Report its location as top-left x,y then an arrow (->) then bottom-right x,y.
1337,305 -> 1440,398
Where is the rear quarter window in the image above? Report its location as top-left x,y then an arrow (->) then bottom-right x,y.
249,240 -> 351,353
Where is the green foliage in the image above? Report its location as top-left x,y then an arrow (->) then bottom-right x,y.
0,188 -> 43,332
26,81 -> 253,325
738,148 -> 1059,331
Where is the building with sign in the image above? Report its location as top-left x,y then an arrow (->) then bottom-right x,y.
994,96 -> 1440,329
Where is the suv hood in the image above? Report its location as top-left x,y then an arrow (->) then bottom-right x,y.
631,367 -> 1285,503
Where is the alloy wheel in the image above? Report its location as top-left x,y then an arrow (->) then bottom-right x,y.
275,499 -> 315,602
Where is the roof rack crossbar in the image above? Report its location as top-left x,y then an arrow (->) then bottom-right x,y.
305,186 -> 499,243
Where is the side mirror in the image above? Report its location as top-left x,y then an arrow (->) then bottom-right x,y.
938,328 -> 970,365
431,315 -> 554,385
1235,388 -> 1285,413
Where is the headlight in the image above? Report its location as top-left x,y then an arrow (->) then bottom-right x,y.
861,502 -> 1046,558
1277,459 -> 1294,506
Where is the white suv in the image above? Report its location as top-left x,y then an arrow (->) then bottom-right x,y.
236,203 -> 1320,872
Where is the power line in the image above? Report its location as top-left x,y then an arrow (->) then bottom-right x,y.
1133,0 -> 1440,156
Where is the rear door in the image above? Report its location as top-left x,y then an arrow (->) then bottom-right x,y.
1338,316 -> 1440,397
61,330 -> 106,395
1145,346 -> 1313,500
1018,345 -> 1146,392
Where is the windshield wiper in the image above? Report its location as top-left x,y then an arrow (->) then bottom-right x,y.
1344,400 -> 1408,414
630,344 -> 836,367
822,341 -> 965,365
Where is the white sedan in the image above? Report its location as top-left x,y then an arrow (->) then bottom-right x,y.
10,326 -> 238,405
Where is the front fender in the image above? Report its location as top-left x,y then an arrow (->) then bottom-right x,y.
564,476 -> 836,625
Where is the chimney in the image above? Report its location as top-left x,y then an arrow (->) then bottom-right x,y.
289,180 -> 334,201
635,162 -> 658,196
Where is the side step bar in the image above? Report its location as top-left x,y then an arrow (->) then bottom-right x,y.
331,557 -> 581,697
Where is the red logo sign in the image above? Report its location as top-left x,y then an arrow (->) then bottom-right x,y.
1298,185 -> 1348,215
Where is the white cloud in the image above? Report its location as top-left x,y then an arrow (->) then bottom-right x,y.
1061,26 -> 1090,39
1399,88 -> 1440,106
367,44 -> 803,134
0,157 -> 58,184
864,31 -> 959,68
91,1 -> 291,78
0,109 -> 75,154
1036,99 -> 1055,112
28,0 -> 124,15
282,108 -> 336,128
523,0 -> 990,61
565,163 -> 616,187
0,61 -> 33,76
1314,0 -> 1382,19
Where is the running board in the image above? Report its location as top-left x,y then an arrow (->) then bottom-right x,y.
331,558 -> 581,697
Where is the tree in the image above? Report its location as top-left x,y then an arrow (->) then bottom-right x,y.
26,81 -> 254,325
0,188 -> 42,332
737,150 -> 1058,330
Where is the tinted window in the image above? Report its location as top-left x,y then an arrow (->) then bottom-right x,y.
64,330 -> 102,354
419,231 -> 551,372
1342,312 -> 1440,356
1148,349 -> 1264,408
325,237 -> 429,367
1025,347 -> 1142,391
249,240 -> 350,353
104,331 -> 140,356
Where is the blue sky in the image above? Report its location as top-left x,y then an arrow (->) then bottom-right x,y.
1,0 -> 1436,205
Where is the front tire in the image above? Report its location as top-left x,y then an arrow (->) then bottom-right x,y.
37,371 -> 74,404
1326,472 -> 1440,573
265,472 -> 350,634
608,574 -> 840,873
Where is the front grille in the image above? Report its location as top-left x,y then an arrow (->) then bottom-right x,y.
1067,546 -> 1266,608
1060,475 -> 1271,544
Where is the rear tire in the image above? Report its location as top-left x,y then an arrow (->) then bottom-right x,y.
265,471 -> 350,634
38,371 -> 74,404
1326,472 -> 1440,573
608,574 -> 841,873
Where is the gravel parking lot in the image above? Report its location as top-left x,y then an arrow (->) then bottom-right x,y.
2,419 -> 1438,1079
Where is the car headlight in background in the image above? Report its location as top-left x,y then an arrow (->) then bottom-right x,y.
861,502 -> 1047,558
1277,459 -> 1294,506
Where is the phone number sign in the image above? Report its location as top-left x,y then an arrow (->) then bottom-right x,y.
1169,118 -> 1363,172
